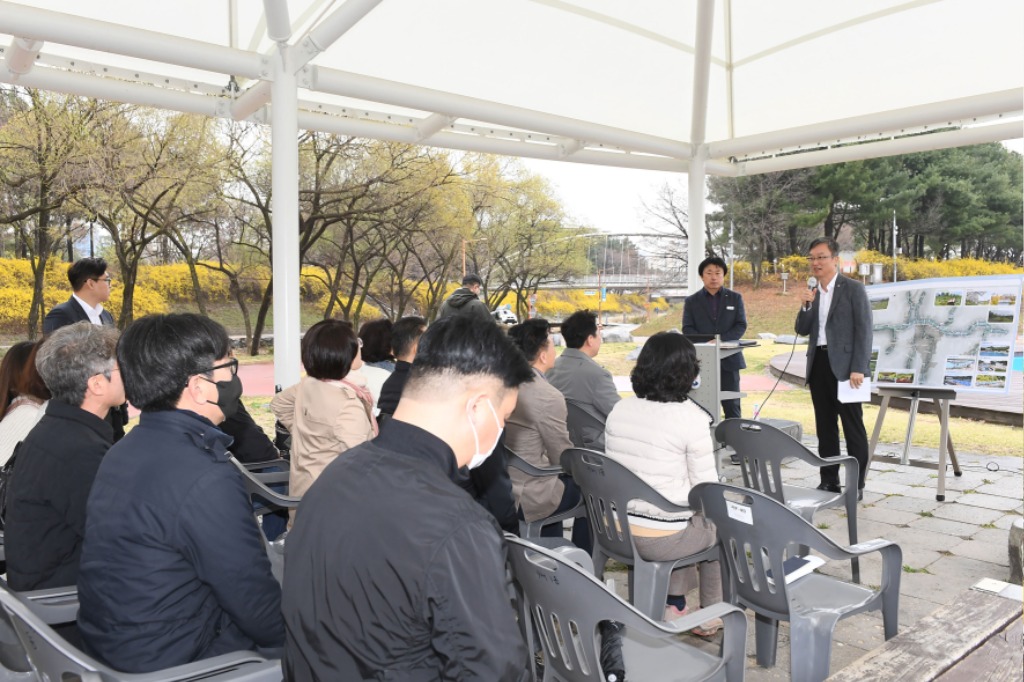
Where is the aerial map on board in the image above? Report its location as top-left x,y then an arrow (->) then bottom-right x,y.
867,275 -> 1023,395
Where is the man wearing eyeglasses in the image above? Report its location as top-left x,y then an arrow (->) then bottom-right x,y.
44,257 -> 128,440
77,313 -> 284,673
796,237 -> 872,501
43,257 -> 115,332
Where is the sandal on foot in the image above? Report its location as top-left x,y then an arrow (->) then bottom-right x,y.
691,617 -> 723,638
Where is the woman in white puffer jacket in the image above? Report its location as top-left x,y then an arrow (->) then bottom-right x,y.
604,331 -> 723,636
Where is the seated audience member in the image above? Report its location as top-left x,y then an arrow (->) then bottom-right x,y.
0,340 -> 51,467
354,320 -> 391,415
5,323 -> 121,590
358,318 -> 396,372
220,398 -> 289,542
77,313 -> 284,673
604,332 -> 723,634
545,309 -> 619,449
272,319 -> 376,523
377,315 -> 426,417
506,318 -> 590,552
282,315 -> 533,680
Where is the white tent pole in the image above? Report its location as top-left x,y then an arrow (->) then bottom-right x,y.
3,37 -> 42,76
0,1 -> 266,79
735,121 -> 1023,175
0,67 -> 225,117
687,0 -> 715,293
296,0 -> 384,66
310,68 -> 691,160
708,89 -> 1023,160
293,110 -> 688,171
271,45 -> 301,390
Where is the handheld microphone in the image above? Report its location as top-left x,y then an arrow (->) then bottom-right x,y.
803,276 -> 818,311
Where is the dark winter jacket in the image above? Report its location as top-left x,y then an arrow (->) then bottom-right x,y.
5,400 -> 112,591
437,287 -> 492,322
77,409 -> 284,673
282,419 -> 529,681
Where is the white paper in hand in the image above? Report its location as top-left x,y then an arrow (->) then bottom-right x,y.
838,378 -> 871,403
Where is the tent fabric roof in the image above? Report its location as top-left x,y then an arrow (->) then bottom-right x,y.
2,0 -> 1022,175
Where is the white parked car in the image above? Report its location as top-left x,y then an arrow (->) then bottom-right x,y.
492,309 -> 517,325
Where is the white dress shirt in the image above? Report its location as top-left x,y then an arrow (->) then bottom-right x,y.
72,294 -> 106,325
816,271 -> 839,347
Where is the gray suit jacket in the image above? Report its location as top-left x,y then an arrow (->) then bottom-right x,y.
546,348 -> 620,448
505,371 -> 574,522
795,274 -> 873,383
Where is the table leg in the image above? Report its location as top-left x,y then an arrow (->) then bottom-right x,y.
902,392 -> 920,465
869,395 -> 890,464
936,398 -> 951,501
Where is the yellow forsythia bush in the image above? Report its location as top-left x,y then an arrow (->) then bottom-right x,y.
138,263 -> 232,303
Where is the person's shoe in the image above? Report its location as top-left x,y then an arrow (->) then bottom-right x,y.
816,482 -> 841,494
858,488 -> 864,502
729,454 -> 741,465
691,617 -> 724,638
663,604 -> 689,621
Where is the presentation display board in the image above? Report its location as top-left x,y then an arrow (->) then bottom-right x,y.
867,275 -> 1024,394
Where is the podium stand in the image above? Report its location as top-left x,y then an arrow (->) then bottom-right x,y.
691,337 -> 749,471
868,387 -> 962,501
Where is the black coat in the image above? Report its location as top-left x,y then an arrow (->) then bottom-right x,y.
4,400 -> 112,591
77,410 -> 284,673
282,419 -> 529,681
42,296 -> 115,333
682,287 -> 748,372
377,360 -> 411,417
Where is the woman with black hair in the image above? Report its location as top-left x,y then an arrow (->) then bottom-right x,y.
604,331 -> 723,636
272,320 -> 377,525
0,340 -> 51,467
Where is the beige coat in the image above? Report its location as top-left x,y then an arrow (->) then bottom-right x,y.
271,375 -> 375,519
505,371 -> 574,522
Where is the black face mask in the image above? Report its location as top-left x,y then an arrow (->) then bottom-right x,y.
213,374 -> 243,421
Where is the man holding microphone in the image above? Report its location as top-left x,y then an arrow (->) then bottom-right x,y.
795,237 -> 873,501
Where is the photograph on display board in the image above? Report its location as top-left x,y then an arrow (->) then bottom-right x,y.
869,349 -> 879,376
975,374 -> 1007,389
944,356 -> 975,371
933,290 -> 963,306
990,291 -> 1018,306
943,374 -> 972,387
965,290 -> 992,306
977,359 -> 1008,373
870,297 -> 890,311
987,308 -> 1015,324
877,370 -> 915,385
978,343 -> 1010,358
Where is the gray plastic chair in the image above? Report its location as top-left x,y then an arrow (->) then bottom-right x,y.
507,535 -> 746,682
0,583 -> 281,681
564,400 -> 606,451
716,418 -> 861,583
563,448 -> 723,621
689,482 -> 901,682
229,456 -> 298,583
505,445 -> 587,539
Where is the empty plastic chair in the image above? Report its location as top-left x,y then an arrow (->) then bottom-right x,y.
506,535 -> 746,682
0,582 -> 281,681
689,482 -> 901,682
716,418 -> 861,582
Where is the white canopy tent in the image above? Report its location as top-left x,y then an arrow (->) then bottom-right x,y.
2,0 -> 1022,387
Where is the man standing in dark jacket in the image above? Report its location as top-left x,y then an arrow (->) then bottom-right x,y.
5,322 -> 122,591
42,257 -> 128,441
282,315 -> 534,681
77,313 -> 284,673
682,255 -> 748,420
437,273 -> 493,322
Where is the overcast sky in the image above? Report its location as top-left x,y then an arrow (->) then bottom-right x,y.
524,138 -> 1024,236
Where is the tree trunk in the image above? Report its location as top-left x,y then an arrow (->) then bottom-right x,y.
250,279 -> 273,356
228,276 -> 253,353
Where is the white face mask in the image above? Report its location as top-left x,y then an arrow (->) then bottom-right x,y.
467,398 -> 503,470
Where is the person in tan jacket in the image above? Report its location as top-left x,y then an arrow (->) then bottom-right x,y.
272,320 -> 377,525
506,319 -> 590,553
